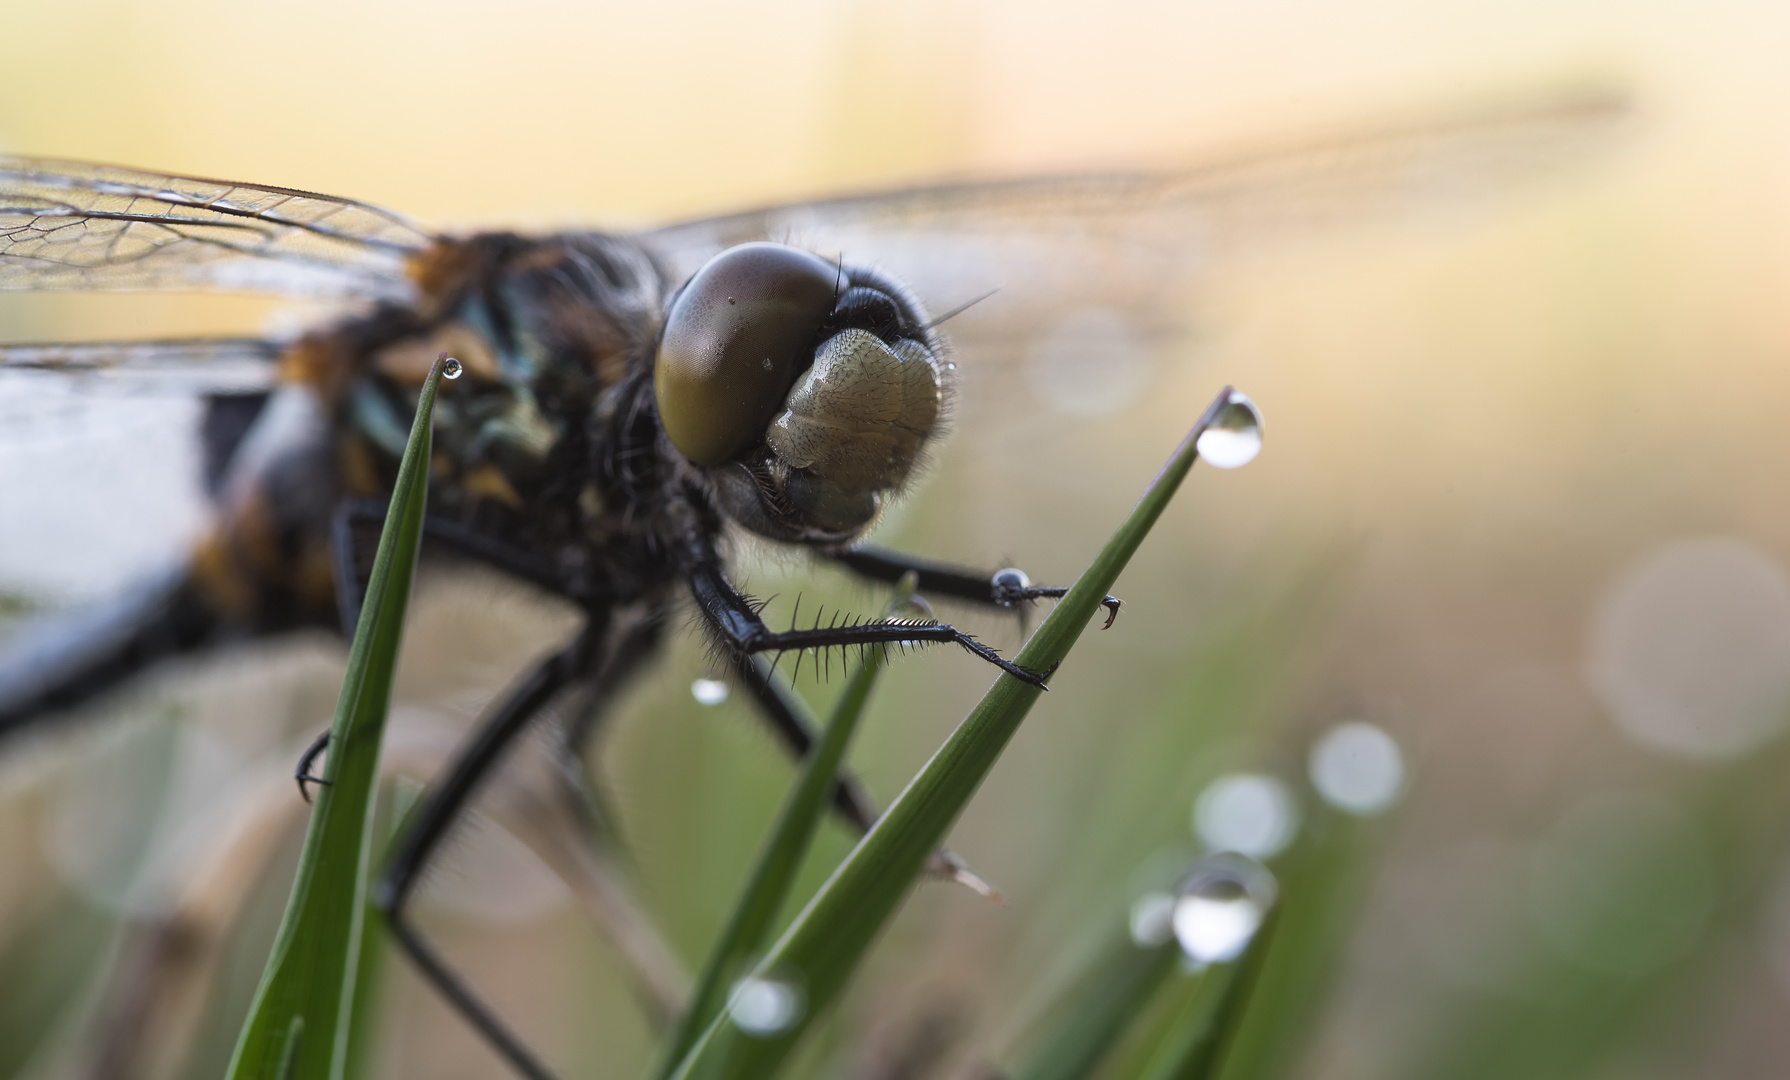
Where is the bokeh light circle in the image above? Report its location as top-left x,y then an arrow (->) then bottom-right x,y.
1587,537 -> 1790,759
1309,722 -> 1404,815
1193,773 -> 1298,859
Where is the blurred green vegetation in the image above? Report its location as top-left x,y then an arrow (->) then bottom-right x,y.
5,510 -> 1790,1078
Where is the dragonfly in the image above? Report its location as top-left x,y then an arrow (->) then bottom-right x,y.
0,88 -> 1626,1080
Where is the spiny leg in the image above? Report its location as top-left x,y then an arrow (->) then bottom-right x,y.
686,554 -> 1054,689
332,497 -> 574,630
301,497 -> 586,799
728,616 -> 1003,901
372,621 -> 604,1080
559,607 -> 665,761
731,653 -> 883,832
292,500 -> 384,801
829,546 -> 1122,628
527,608 -> 694,1025
294,728 -> 331,802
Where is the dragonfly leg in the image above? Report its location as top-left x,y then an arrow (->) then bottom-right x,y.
286,504 -> 371,806
730,652 -> 1003,898
293,728 -> 331,803
537,609 -> 696,1025
312,492 -> 595,795
689,557 -> 1053,689
730,653 -> 881,831
291,500 -> 380,812
331,498 -> 577,635
328,499 -> 375,640
829,545 -> 1122,629
373,620 -> 604,1080
558,607 -> 664,758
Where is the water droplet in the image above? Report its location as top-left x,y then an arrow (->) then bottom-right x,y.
729,975 -> 804,1037
991,567 -> 1030,590
1195,391 -> 1262,468
1309,722 -> 1405,815
1194,774 -> 1298,859
1175,895 -> 1263,965
691,678 -> 730,706
1173,853 -> 1277,964
440,355 -> 463,380
1130,891 -> 1176,946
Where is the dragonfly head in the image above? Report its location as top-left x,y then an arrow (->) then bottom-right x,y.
655,242 -> 948,545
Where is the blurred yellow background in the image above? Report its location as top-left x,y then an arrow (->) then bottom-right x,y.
4,2 -> 1790,1080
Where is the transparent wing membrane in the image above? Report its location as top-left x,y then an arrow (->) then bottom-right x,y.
0,158 -> 434,298
0,337 -> 281,391
641,87 -> 1630,425
644,88 -> 1628,275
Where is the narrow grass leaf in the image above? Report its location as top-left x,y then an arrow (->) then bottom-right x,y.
655,577 -> 914,1077
1134,908 -> 1280,1080
670,388 -> 1246,1080
1009,928 -> 1181,1080
1212,809 -> 1383,1080
224,357 -> 450,1080
1099,966 -> 1219,1080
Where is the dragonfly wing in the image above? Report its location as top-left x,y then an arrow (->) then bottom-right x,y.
0,333 -> 299,604
0,337 -> 282,392
0,158 -> 435,299
639,88 -> 1631,421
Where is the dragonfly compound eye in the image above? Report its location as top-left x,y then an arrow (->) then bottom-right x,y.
655,242 -> 840,465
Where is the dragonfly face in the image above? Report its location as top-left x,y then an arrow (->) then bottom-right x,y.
657,242 -> 949,543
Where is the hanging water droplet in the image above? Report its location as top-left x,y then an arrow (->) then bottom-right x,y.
691,678 -> 730,706
1309,722 -> 1405,815
440,355 -> 464,380
1172,852 -> 1278,964
1195,390 -> 1262,468
991,567 -> 1030,591
729,975 -> 804,1037
1175,893 -> 1263,964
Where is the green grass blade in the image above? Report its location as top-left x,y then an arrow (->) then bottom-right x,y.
655,578 -> 915,1077
344,780 -> 428,1080
1099,967 -> 1218,1080
669,388 -> 1247,1080
224,357 -> 450,1080
1134,909 -> 1281,1080
1008,929 -> 1181,1080
1212,810 -> 1383,1080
